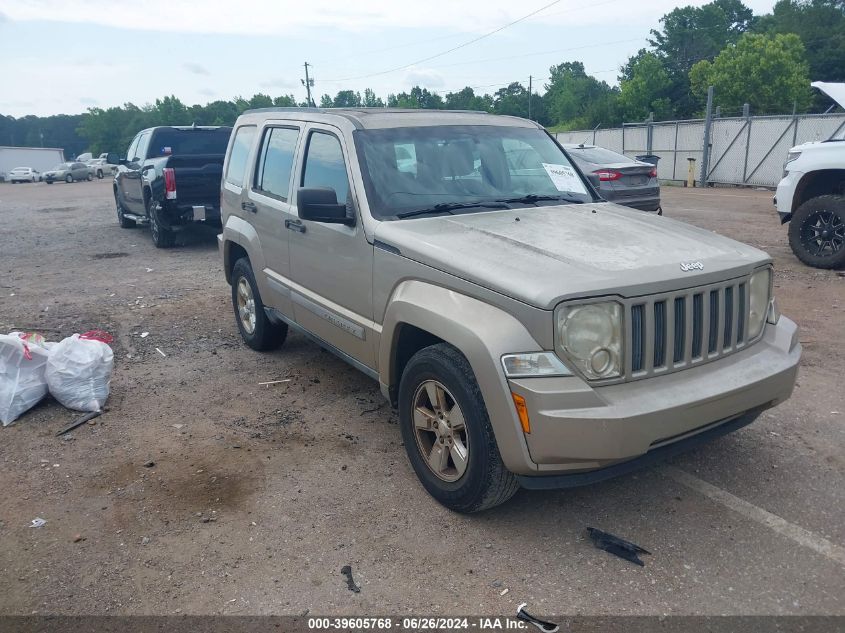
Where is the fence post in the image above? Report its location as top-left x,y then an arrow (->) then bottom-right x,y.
700,86 -> 714,186
791,101 -> 799,148
673,121 -> 679,180
647,112 -> 654,155
742,103 -> 751,183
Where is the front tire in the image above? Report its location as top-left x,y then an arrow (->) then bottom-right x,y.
97,170 -> 104,179
788,195 -> 845,269
398,344 -> 518,513
231,258 -> 288,351
65,174 -> 73,183
87,173 -> 93,181
148,198 -> 175,248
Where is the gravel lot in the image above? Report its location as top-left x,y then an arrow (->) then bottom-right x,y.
0,179 -> 843,616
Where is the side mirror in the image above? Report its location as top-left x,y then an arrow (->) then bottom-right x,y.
297,187 -> 353,225
106,152 -> 120,165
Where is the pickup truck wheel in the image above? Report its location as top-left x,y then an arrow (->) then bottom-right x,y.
399,344 -> 519,513
788,195 -> 845,269
87,173 -> 93,181
115,196 -> 135,228
65,174 -> 73,183
148,199 -> 176,248
97,170 -> 104,179
231,258 -> 288,351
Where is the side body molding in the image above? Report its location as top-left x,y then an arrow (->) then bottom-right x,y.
379,280 -> 544,474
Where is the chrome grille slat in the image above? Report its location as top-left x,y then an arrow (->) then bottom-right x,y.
626,276 -> 755,380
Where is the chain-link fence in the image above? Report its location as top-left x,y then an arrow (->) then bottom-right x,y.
555,112 -> 845,187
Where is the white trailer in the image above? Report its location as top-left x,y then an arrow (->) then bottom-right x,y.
0,147 -> 66,180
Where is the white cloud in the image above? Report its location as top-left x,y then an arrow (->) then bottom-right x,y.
403,67 -> 445,90
0,0 -> 761,35
183,62 -> 209,75
259,77 -> 298,90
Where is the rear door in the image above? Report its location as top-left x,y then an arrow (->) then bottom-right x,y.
287,124 -> 376,368
244,123 -> 303,319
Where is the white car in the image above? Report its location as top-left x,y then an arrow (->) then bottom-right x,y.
776,81 -> 845,269
8,167 -> 40,183
86,158 -> 117,179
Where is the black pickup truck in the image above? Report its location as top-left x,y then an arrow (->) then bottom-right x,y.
108,125 -> 232,247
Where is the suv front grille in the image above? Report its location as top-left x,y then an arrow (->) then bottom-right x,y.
627,277 -> 752,379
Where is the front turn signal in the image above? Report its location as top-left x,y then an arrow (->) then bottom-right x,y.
512,392 -> 530,434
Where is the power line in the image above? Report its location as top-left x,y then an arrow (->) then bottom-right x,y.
319,0 -> 564,82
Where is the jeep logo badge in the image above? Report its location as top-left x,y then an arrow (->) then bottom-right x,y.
680,261 -> 704,272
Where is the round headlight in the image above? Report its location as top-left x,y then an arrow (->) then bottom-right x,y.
557,302 -> 624,379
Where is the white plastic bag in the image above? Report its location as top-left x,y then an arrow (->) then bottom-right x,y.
0,333 -> 50,426
46,331 -> 114,412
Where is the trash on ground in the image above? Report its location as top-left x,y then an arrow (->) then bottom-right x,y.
29,517 -> 47,528
499,588 -> 509,596
516,603 -> 559,633
0,332 -> 51,426
55,410 -> 102,437
140,332 -> 149,338
586,527 -> 651,567
341,564 -> 361,593
143,460 -> 155,468
155,348 -> 166,357
46,331 -> 114,412
258,379 -> 291,386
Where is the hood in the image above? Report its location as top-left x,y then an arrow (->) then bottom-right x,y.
375,203 -> 770,309
813,81 -> 845,110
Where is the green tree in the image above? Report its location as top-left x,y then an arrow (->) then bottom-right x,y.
444,87 -> 493,112
272,95 -> 299,107
649,0 -> 756,116
387,86 -> 444,109
332,90 -> 362,107
319,94 -> 334,108
362,88 -> 385,108
755,0 -> 845,86
618,52 -> 675,121
689,32 -> 812,113
544,63 -> 617,128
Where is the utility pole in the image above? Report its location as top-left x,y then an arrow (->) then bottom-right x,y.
302,62 -> 315,107
528,75 -> 532,121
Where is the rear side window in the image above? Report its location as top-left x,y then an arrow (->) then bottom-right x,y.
254,127 -> 299,201
302,132 -> 349,203
226,125 -> 257,187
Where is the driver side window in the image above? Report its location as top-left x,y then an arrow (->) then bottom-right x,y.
126,135 -> 140,162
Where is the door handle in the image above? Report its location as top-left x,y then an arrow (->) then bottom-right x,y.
241,201 -> 257,213
285,219 -> 306,233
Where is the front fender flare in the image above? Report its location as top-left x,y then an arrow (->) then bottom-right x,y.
380,280 -> 544,475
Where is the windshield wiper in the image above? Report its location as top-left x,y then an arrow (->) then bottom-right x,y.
496,193 -> 585,205
396,200 -> 510,219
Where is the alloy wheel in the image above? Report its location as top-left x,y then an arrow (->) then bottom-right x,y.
412,380 -> 469,482
801,210 -> 844,258
236,278 -> 257,335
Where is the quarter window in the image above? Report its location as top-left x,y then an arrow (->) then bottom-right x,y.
302,132 -> 350,203
254,127 -> 299,201
226,125 -> 257,187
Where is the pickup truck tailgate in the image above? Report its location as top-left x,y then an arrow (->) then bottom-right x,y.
167,154 -> 224,207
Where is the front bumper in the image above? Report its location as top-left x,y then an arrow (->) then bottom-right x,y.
509,316 -> 800,481
775,171 -> 802,222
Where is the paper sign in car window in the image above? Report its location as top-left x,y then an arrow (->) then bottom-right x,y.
542,163 -> 587,194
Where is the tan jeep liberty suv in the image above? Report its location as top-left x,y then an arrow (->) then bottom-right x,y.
219,108 -> 800,512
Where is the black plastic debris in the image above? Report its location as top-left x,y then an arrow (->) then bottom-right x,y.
516,603 -> 559,632
586,527 -> 651,567
341,565 -> 360,593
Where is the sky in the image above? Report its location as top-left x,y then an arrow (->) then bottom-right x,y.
0,0 -> 778,118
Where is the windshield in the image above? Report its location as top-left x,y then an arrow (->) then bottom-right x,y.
566,146 -> 634,165
11,167 -> 27,172
355,125 -> 594,219
52,164 -> 69,170
149,127 -> 232,157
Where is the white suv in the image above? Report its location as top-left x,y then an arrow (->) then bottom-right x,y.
776,82 -> 845,269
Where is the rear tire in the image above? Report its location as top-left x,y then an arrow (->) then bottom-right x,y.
87,173 -> 93,181
231,257 -> 288,351
398,343 -> 519,513
65,174 -> 73,183
148,198 -> 175,248
97,170 -> 104,179
788,195 -> 845,269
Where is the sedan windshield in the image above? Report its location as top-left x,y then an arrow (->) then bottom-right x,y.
355,125 -> 594,219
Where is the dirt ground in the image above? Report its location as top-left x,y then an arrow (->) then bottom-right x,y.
0,179 -> 843,617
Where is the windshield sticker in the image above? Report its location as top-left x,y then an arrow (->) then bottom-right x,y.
542,163 -> 587,194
